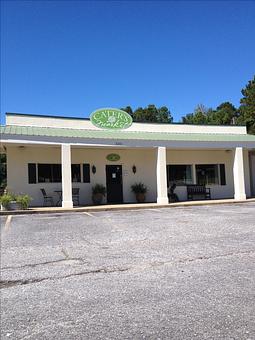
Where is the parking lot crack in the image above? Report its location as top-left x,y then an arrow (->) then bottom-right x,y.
1,257 -> 85,271
1,250 -> 254,289
0,267 -> 130,289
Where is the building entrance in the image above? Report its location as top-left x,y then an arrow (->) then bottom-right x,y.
106,165 -> 123,203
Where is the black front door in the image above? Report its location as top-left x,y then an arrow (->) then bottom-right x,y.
106,165 -> 123,204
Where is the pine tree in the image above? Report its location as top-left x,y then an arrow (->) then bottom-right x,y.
237,76 -> 255,134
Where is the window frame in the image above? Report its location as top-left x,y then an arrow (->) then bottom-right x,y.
37,163 -> 62,183
71,164 -> 81,183
195,164 -> 220,186
167,164 -> 193,186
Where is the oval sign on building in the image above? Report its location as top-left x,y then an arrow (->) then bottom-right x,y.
106,153 -> 120,162
90,108 -> 132,130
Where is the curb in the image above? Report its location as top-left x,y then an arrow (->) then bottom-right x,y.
0,199 -> 254,216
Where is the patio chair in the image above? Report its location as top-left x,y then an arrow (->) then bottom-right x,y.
72,188 -> 80,206
40,188 -> 54,206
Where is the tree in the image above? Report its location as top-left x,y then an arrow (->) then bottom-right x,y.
182,102 -> 237,125
182,104 -> 210,124
207,102 -> 237,125
120,106 -> 133,118
237,75 -> 255,134
157,106 -> 173,123
121,105 -> 173,123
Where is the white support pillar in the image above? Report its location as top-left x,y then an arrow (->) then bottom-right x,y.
61,144 -> 73,208
156,147 -> 169,204
233,147 -> 246,201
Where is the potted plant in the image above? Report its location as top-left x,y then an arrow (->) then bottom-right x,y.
131,182 -> 147,203
92,184 -> 106,205
0,193 -> 32,210
0,193 -> 14,211
16,194 -> 32,209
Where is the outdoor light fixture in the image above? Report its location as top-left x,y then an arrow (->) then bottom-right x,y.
92,165 -> 96,174
132,165 -> 137,174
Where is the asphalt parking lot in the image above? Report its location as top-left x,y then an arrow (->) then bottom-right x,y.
1,203 -> 255,340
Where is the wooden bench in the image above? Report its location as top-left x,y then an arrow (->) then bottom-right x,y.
187,185 -> 211,200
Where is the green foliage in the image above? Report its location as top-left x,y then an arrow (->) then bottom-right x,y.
121,105 -> 173,123
237,76 -> 255,134
0,193 -> 13,208
208,102 -> 237,125
92,184 -> 106,196
181,75 -> 255,135
120,106 -> 133,117
0,192 -> 32,209
131,182 -> 148,194
16,194 -> 32,209
182,103 -> 237,125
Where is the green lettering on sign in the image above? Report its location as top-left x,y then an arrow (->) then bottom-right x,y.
106,154 -> 120,162
90,108 -> 132,129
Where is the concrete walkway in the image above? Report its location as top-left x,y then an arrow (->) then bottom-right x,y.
1,198 -> 255,215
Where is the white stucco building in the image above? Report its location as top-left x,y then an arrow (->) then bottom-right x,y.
1,110 -> 255,208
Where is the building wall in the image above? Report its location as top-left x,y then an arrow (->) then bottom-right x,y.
167,149 -> 234,201
6,145 -> 252,206
6,114 -> 247,135
6,146 -> 157,206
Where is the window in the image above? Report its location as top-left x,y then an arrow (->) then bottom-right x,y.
71,164 -> 81,182
196,164 -> 219,185
28,163 -> 36,184
30,163 -> 86,183
167,165 -> 192,186
38,164 -> 61,183
83,164 -> 90,183
219,164 -> 226,185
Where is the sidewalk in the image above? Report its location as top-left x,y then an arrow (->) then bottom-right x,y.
1,198 -> 255,216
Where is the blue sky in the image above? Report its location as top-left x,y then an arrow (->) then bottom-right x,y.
1,1 -> 255,124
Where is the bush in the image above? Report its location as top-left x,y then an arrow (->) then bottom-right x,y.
16,194 -> 32,209
0,193 -> 32,209
0,193 -> 13,208
131,182 -> 147,194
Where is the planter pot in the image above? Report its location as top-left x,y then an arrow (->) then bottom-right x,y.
92,193 -> 104,205
1,204 -> 8,211
135,193 -> 146,203
8,201 -> 22,211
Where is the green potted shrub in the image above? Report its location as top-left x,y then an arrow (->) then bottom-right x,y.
16,194 -> 32,210
92,184 -> 106,205
0,193 -> 13,211
0,193 -> 32,210
131,182 -> 148,203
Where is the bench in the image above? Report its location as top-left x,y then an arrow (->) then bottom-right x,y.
187,185 -> 211,200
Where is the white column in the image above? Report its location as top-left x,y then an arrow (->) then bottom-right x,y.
156,147 -> 169,204
233,147 -> 246,200
61,144 -> 73,208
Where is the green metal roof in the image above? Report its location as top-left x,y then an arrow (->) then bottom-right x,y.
1,125 -> 255,142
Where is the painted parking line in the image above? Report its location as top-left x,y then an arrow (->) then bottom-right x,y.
83,212 -> 96,217
4,215 -> 12,230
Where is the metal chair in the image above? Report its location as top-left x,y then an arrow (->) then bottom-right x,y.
72,188 -> 80,206
40,189 -> 54,206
